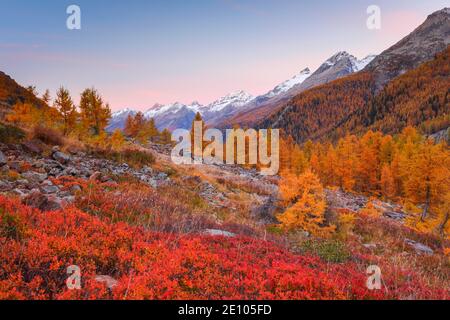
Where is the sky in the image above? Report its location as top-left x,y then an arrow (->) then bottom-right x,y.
0,0 -> 448,111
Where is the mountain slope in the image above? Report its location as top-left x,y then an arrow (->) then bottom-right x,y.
259,8 -> 450,143
367,7 -> 450,90
201,90 -> 255,125
0,71 -> 46,119
220,52 -> 375,129
339,47 -> 450,137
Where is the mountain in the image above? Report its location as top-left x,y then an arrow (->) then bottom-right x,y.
144,101 -> 203,131
0,71 -> 46,119
108,91 -> 255,131
147,92 -> 254,130
108,52 -> 375,132
219,52 -> 375,129
297,52 -> 375,92
201,90 -> 255,125
106,108 -> 137,132
366,7 -> 450,90
255,68 -> 312,104
259,8 -> 450,143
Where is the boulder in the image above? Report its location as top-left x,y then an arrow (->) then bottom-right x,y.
70,185 -> 82,193
95,275 -> 118,290
405,239 -> 434,255
40,180 -> 60,194
52,151 -> 71,164
22,190 -> 62,211
22,191 -> 49,210
203,229 -> 236,237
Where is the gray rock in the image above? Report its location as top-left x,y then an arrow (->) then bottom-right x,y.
0,180 -> 13,192
0,151 -> 6,166
203,229 -> 236,237
405,239 -> 434,255
384,211 -> 406,221
0,165 -> 9,174
40,180 -> 60,194
11,188 -> 27,197
141,165 -> 152,174
21,171 -> 48,184
15,179 -> 30,186
156,172 -> 168,180
63,196 -> 76,204
70,185 -> 82,193
95,275 -> 118,290
52,151 -> 71,164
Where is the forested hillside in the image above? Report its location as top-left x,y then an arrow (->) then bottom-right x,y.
261,47 -> 449,143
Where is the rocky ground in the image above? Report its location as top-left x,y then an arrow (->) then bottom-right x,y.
0,140 -> 439,257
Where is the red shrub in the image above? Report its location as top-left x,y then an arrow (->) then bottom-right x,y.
0,195 -> 448,300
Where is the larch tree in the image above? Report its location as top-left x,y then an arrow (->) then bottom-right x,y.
41,89 -> 51,105
79,88 -> 111,136
54,87 -> 77,135
380,164 -> 396,200
110,129 -> 126,150
278,170 -> 334,237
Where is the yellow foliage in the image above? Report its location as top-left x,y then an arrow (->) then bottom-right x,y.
337,209 -> 357,238
360,201 -> 381,218
110,129 -> 126,150
278,170 -> 334,237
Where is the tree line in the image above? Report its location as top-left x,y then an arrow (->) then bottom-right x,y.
278,127 -> 449,237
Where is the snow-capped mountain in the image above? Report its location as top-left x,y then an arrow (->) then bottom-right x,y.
218,51 -> 377,129
204,90 -> 254,113
107,91 -> 255,131
264,68 -> 311,99
106,108 -> 137,132
293,51 -> 376,92
107,52 -> 376,131
144,101 -> 203,119
201,91 -> 255,125
351,54 -> 377,72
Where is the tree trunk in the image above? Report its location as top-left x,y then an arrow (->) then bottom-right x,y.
438,211 -> 449,236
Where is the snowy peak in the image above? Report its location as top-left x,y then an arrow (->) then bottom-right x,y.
265,68 -> 311,98
205,90 -> 254,112
319,51 -> 376,72
107,108 -> 137,131
324,51 -> 353,66
111,108 -> 136,117
350,55 -> 377,72
144,101 -> 204,119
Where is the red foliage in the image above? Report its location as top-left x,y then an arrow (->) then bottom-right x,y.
0,195 -> 448,300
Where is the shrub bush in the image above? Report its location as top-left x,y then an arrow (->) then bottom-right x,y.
32,126 -> 64,146
0,194 -> 448,300
0,123 -> 25,143
90,147 -> 155,168
299,239 -> 351,263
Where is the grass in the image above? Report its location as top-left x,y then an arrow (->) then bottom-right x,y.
90,146 -> 155,168
297,239 -> 352,263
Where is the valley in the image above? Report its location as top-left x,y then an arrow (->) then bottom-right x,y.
0,6 -> 449,301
